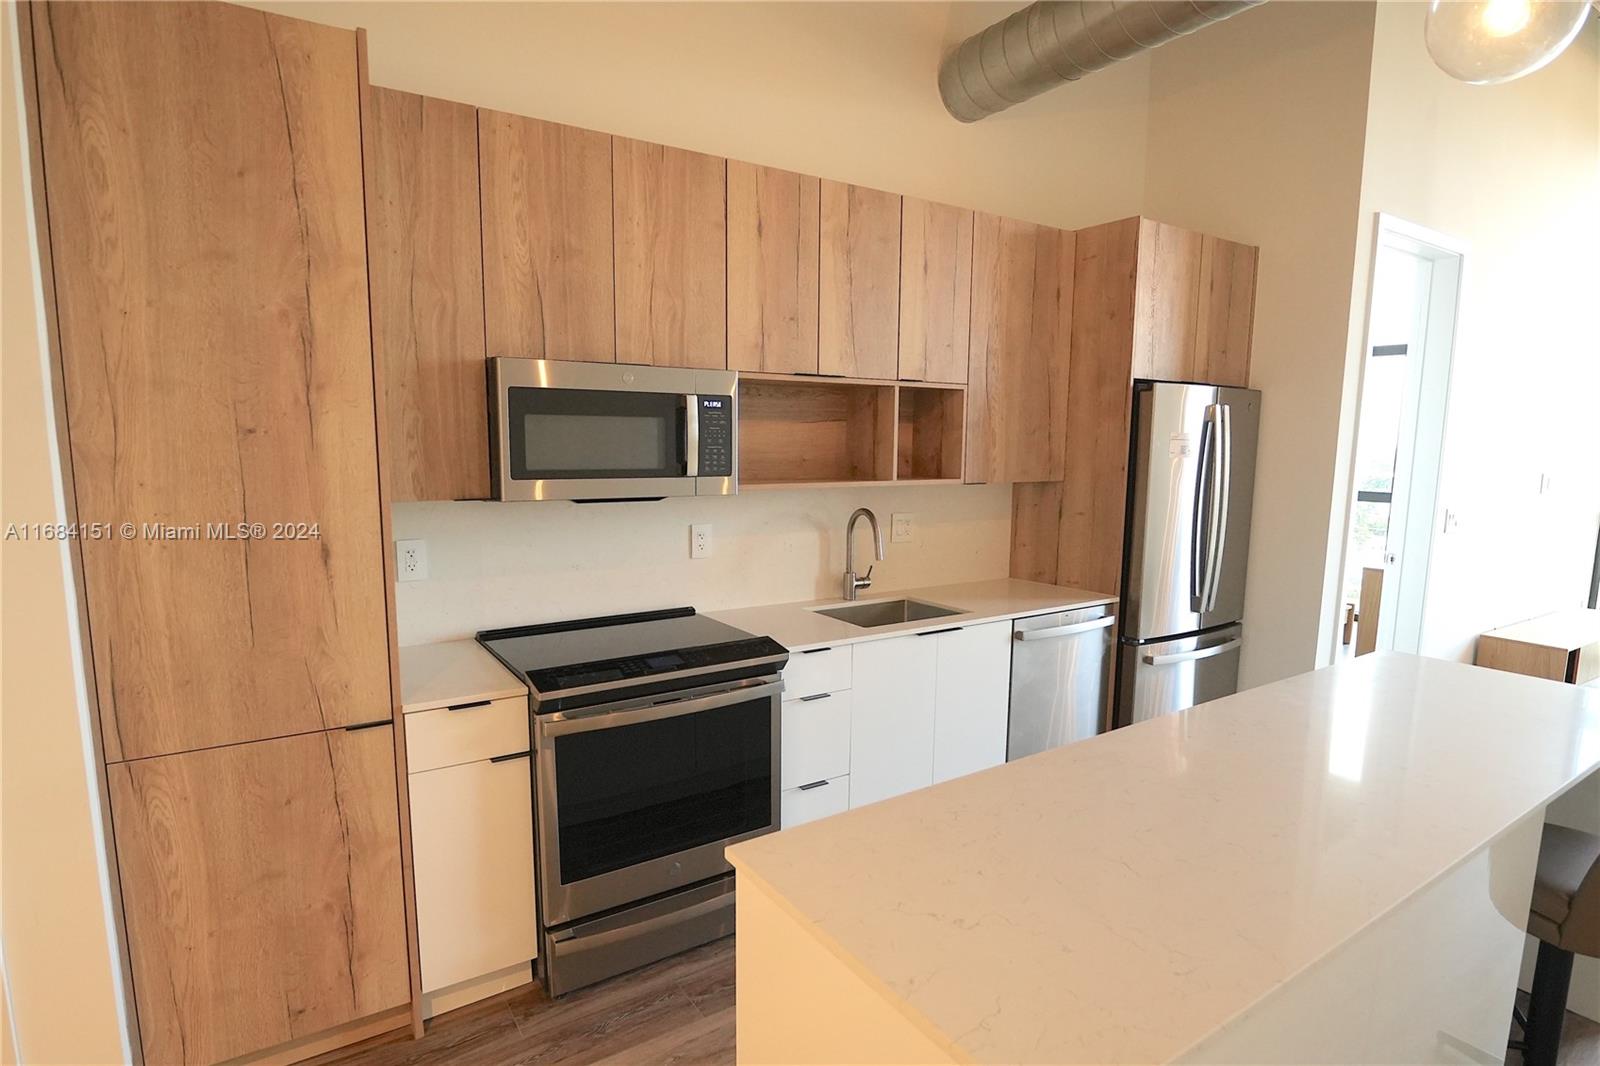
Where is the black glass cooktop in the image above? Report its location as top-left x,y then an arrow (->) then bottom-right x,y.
477,607 -> 786,709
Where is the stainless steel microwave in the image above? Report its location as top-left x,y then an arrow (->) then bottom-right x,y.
489,358 -> 738,502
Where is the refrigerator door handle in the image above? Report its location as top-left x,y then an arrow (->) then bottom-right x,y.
1190,413 -> 1214,611
1204,404 -> 1233,613
1143,637 -> 1243,667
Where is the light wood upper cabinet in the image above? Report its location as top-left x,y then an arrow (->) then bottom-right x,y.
727,162 -> 820,374
819,181 -> 901,379
480,111 -> 615,362
109,727 -> 408,1065
1194,235 -> 1257,387
366,88 -> 489,502
965,214 -> 1073,484
613,137 -> 727,369
899,197 -> 974,384
1131,220 -> 1204,380
34,1 -> 392,760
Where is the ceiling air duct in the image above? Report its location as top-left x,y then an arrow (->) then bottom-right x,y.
939,0 -> 1266,122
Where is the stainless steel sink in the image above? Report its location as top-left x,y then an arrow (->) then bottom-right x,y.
813,598 -> 962,629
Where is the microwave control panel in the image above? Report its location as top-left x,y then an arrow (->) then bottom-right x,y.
697,396 -> 734,477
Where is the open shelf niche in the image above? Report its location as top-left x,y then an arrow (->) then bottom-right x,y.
737,373 -> 965,490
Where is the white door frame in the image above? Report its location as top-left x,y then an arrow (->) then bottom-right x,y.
1333,213 -> 1467,656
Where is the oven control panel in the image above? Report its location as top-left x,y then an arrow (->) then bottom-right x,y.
696,396 -> 734,477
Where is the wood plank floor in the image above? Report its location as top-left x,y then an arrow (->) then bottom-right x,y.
320,938 -> 733,1066
323,937 -> 1600,1066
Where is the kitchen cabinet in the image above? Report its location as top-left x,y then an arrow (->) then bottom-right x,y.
931,622 -> 1012,783
965,214 -> 1074,485
819,181 -> 902,379
1015,217 -> 1258,594
409,754 -> 539,994
850,635 -> 939,807
366,87 -> 489,502
613,137 -> 727,369
782,690 -> 853,787
34,0 -> 392,760
108,727 -> 409,1066
480,111 -> 615,362
899,197 -> 974,384
782,776 -> 852,828
728,162 -> 820,374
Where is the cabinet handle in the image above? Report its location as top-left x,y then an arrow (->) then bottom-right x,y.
447,699 -> 492,712
490,750 -> 531,763
344,718 -> 391,732
798,692 -> 832,702
797,779 -> 830,791
799,647 -> 832,655
917,626 -> 963,637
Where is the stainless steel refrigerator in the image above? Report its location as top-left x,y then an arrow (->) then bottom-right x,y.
1114,381 -> 1260,729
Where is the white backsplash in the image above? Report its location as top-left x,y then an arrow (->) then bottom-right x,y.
394,483 -> 1014,645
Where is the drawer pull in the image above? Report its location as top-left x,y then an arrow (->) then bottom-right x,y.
344,718 -> 391,732
489,750 -> 532,764
798,692 -> 832,702
799,647 -> 833,654
447,699 -> 493,712
916,626 -> 963,637
797,779 -> 830,791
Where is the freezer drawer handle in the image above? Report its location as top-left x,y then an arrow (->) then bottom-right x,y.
1143,638 -> 1242,667
1016,616 -> 1116,641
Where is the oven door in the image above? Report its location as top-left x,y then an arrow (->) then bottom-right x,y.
533,678 -> 781,927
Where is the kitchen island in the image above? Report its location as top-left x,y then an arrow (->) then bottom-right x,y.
727,653 -> 1600,1064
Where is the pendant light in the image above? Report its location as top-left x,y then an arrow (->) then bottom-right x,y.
1425,0 -> 1593,84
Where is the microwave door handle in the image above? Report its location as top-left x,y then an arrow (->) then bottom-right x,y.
684,394 -> 699,478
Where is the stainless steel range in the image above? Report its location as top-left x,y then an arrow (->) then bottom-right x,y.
477,608 -> 786,996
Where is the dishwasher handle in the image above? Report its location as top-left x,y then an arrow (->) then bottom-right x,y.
1015,615 -> 1116,641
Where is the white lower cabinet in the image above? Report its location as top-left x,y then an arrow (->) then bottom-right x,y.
781,775 -> 851,827
850,634 -> 939,807
931,621 -> 1012,783
409,754 -> 539,993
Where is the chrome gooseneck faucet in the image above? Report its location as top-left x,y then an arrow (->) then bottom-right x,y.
843,508 -> 884,601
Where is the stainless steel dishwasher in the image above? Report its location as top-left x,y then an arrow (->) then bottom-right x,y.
1008,604 -> 1116,760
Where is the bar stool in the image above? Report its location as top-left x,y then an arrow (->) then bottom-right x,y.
1513,823 -> 1600,1066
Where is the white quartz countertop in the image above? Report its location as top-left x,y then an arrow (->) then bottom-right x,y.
708,578 -> 1115,651
398,639 -> 525,713
726,653 -> 1600,1064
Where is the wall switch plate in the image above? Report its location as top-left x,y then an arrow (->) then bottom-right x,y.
690,524 -> 712,559
891,513 -> 914,544
396,539 -> 428,582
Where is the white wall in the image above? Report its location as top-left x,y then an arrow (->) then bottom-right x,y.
0,4 -> 130,1062
1142,2 -> 1379,686
1349,4 -> 1600,664
395,484 -> 1011,644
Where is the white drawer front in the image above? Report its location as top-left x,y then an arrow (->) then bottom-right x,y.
410,757 -> 539,992
406,696 -> 529,773
782,645 -> 851,700
781,776 -> 850,829
781,690 -> 851,789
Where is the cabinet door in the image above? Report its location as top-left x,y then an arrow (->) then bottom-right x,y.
899,198 -> 974,383
781,776 -> 851,829
1131,219 -> 1204,381
965,214 -> 1073,484
480,111 -> 614,362
1193,235 -> 1257,387
849,635 -> 937,807
409,756 -> 539,993
819,181 -> 901,379
366,88 -> 489,502
34,1 -> 392,759
108,728 -> 408,1065
932,622 -> 1012,783
613,138 -> 727,369
727,162 -> 819,374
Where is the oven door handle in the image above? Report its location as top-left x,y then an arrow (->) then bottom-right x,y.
537,678 -> 783,738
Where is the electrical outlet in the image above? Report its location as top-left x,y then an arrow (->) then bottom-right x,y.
690,524 -> 712,559
396,539 -> 428,582
891,513 -> 914,544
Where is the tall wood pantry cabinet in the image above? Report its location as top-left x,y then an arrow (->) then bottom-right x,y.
28,3 -> 412,1061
